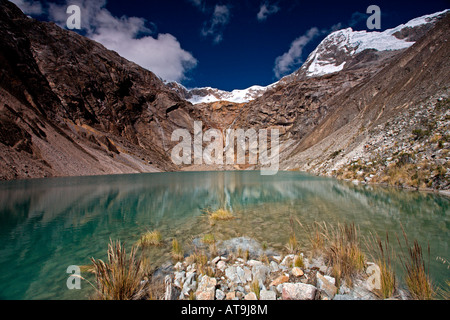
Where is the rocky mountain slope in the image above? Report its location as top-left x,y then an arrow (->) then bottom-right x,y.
213,9 -> 449,190
277,12 -> 450,190
0,0 -> 205,180
293,10 -> 447,79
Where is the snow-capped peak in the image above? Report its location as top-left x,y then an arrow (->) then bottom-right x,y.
302,9 -> 448,78
168,82 -> 278,105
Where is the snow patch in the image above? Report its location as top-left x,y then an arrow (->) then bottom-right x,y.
304,9 -> 448,77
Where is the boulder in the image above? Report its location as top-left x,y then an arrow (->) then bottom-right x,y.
244,292 -> 258,300
269,275 -> 289,287
292,267 -> 304,277
217,260 -> 226,271
281,283 -> 316,300
316,273 -> 337,299
259,290 -> 277,300
225,291 -> 236,300
252,265 -> 270,284
216,289 -> 225,300
195,276 -> 217,300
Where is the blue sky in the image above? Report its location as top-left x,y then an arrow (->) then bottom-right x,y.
10,0 -> 450,90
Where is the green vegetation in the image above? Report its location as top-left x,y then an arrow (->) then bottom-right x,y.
412,128 -> 430,140
294,255 -> 304,268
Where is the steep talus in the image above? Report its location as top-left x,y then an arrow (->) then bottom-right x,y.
278,13 -> 449,189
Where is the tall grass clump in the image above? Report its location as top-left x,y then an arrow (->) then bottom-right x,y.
295,219 -> 365,286
251,278 -> 260,299
285,216 -> 299,254
366,232 -> 396,299
171,238 -> 184,261
325,223 -> 366,287
397,227 -> 434,300
295,219 -> 326,255
90,240 -> 147,300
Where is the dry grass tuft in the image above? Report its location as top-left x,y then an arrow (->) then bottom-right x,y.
90,239 -> 147,300
397,226 -> 434,300
136,230 -> 162,247
171,238 -> 184,261
325,223 -> 366,287
297,219 -> 365,287
205,208 -> 234,225
296,219 -> 326,255
251,278 -> 260,299
366,232 -> 396,299
294,255 -> 305,268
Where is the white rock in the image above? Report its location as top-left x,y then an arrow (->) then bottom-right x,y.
282,283 -> 317,300
174,262 -> 183,271
217,260 -> 226,271
260,290 -> 277,300
216,289 -> 225,300
247,260 -> 263,267
269,261 -> 279,272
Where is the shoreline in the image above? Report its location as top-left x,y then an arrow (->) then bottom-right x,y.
1,168 -> 449,197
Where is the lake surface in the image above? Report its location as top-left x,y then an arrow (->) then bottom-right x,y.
0,171 -> 448,300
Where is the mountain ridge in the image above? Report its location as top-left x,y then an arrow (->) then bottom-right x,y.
167,9 -> 448,104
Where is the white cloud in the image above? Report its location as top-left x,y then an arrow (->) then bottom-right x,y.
187,0 -> 205,12
9,0 -> 43,15
273,27 -> 320,78
47,0 -> 197,82
257,2 -> 280,21
201,4 -> 231,44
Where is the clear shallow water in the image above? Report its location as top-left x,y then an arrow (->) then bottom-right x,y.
0,171 -> 448,300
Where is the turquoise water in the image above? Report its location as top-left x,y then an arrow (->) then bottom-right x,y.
0,171 -> 448,299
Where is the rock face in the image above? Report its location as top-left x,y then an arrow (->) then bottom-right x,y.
0,0 -> 199,179
279,11 -> 450,187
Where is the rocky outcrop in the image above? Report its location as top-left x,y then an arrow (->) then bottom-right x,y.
278,12 -> 450,191
162,237 -> 397,300
0,0 -> 198,180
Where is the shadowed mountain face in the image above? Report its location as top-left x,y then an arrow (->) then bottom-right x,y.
0,0 -> 448,189
0,0 -> 205,179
